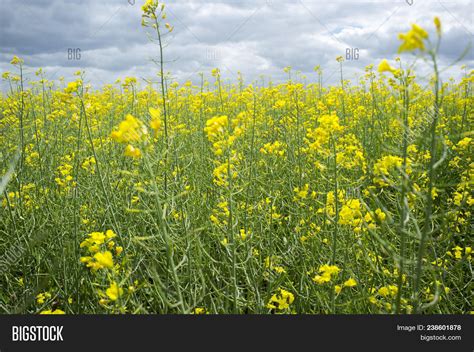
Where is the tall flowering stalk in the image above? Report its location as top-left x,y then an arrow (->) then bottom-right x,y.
10,57 -> 26,211
142,0 -> 174,191
378,57 -> 410,313
413,18 -> 442,313
384,17 -> 444,312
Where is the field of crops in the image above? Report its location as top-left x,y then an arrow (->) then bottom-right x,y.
0,7 -> 472,314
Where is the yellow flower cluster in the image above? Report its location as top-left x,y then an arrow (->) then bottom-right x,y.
447,246 -> 472,261
260,140 -> 286,157
398,24 -> 428,52
334,278 -> 358,294
293,184 -> 315,201
105,281 -> 124,301
318,190 -> 345,217
55,162 -> 76,191
40,309 -> 65,315
36,291 -> 51,304
81,156 -> 96,174
79,229 -> 134,309
192,307 -> 207,314
378,59 -> 398,74
264,256 -> 287,274
335,134 -> 366,171
111,114 -> 148,158
10,56 -> 24,65
111,114 -> 147,143
306,113 -> 344,155
141,0 -> 158,16
36,291 -> 66,314
367,284 -> 413,312
64,80 -> 81,94
80,230 -> 123,271
338,199 -> 362,226
204,115 -> 228,145
373,155 -> 408,187
149,107 -> 162,137
312,264 -> 341,284
212,161 -> 237,187
266,288 -> 295,311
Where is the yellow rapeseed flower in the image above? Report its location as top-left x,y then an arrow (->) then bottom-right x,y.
434,17 -> 441,35
149,107 -> 162,136
266,288 -> 295,310
111,114 -> 147,144
378,59 -> 397,74
343,278 -> 357,287
10,56 -> 23,65
40,309 -> 65,315
106,281 -> 123,301
313,264 -> 341,284
124,144 -> 142,159
398,23 -> 428,52
93,251 -> 114,269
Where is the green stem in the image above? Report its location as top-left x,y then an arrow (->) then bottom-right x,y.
414,53 -> 440,313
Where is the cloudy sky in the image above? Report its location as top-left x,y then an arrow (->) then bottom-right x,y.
0,0 -> 472,90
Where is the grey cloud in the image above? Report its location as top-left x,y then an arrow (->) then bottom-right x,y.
0,0 -> 472,91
